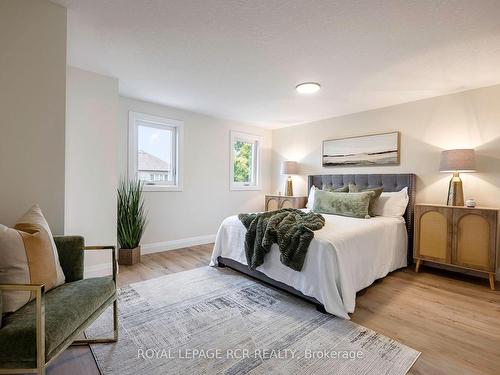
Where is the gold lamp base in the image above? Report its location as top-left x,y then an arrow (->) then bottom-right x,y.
447,171 -> 464,206
285,176 -> 293,196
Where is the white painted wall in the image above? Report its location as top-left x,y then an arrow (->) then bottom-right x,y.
271,84 -> 500,210
118,97 -> 272,249
0,0 -> 67,233
65,67 -> 119,275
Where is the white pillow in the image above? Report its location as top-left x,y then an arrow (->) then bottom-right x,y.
306,185 -> 318,209
372,187 -> 409,218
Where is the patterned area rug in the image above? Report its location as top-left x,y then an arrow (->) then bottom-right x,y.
87,267 -> 420,375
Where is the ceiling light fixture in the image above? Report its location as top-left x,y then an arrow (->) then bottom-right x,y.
295,82 -> 321,94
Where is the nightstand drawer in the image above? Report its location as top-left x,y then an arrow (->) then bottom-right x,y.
414,205 -> 453,263
452,208 -> 497,272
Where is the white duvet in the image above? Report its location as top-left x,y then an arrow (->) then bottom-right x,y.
210,210 -> 407,319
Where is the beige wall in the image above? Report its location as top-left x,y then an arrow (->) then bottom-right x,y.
271,85 -> 500,210
0,0 -> 67,233
118,97 -> 272,247
65,67 -> 119,274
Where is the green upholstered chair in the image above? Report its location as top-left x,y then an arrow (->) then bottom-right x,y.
0,236 -> 118,375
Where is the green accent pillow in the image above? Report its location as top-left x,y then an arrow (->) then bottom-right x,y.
348,184 -> 383,216
322,184 -> 349,193
313,190 -> 374,219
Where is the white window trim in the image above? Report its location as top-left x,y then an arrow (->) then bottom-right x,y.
230,130 -> 263,191
128,111 -> 184,192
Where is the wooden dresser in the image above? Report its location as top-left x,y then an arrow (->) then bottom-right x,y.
414,203 -> 499,290
265,195 -> 307,211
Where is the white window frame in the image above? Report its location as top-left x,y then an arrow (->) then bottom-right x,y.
230,130 -> 262,191
128,111 -> 183,192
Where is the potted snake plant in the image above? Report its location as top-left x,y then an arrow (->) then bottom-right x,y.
117,179 -> 147,265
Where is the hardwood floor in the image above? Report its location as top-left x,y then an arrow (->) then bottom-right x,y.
45,244 -> 499,375
352,267 -> 500,375
116,244 -> 213,287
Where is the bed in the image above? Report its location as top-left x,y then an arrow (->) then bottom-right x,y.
210,173 -> 416,319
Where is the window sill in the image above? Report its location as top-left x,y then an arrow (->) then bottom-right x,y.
143,185 -> 183,192
230,186 -> 262,191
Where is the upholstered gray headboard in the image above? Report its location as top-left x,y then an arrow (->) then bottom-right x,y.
308,174 -> 417,265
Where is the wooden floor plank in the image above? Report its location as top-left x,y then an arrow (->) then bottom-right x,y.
351,268 -> 500,375
44,244 -> 499,375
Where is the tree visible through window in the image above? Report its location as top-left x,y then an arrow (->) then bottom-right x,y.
233,140 -> 254,183
230,131 -> 261,190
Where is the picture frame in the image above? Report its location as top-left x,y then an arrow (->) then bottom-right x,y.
322,131 -> 400,167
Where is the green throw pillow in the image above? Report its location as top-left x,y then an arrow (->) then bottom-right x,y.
348,184 -> 383,216
322,184 -> 349,193
313,190 -> 374,219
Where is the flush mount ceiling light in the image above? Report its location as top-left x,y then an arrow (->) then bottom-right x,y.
295,82 -> 321,94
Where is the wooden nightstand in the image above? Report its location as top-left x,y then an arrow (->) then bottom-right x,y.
265,195 -> 307,211
414,203 -> 499,290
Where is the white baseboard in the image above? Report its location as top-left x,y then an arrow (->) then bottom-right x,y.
141,234 -> 216,254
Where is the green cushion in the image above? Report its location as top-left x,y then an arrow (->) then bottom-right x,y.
54,236 -> 85,282
313,190 -> 374,218
322,184 -> 349,192
348,184 -> 383,216
0,277 -> 115,369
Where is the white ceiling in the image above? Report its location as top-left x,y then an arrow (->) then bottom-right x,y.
54,0 -> 500,129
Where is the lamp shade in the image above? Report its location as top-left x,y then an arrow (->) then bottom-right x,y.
439,149 -> 476,172
280,161 -> 298,175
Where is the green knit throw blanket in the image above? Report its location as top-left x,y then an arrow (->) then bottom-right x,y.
238,208 -> 325,272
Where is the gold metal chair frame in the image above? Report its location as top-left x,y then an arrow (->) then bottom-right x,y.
0,246 -> 118,375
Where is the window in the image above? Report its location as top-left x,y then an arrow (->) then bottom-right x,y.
230,131 -> 262,190
128,112 -> 183,191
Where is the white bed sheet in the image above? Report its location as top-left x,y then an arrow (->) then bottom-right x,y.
210,210 -> 407,319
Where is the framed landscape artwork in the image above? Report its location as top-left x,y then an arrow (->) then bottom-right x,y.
322,131 -> 400,167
